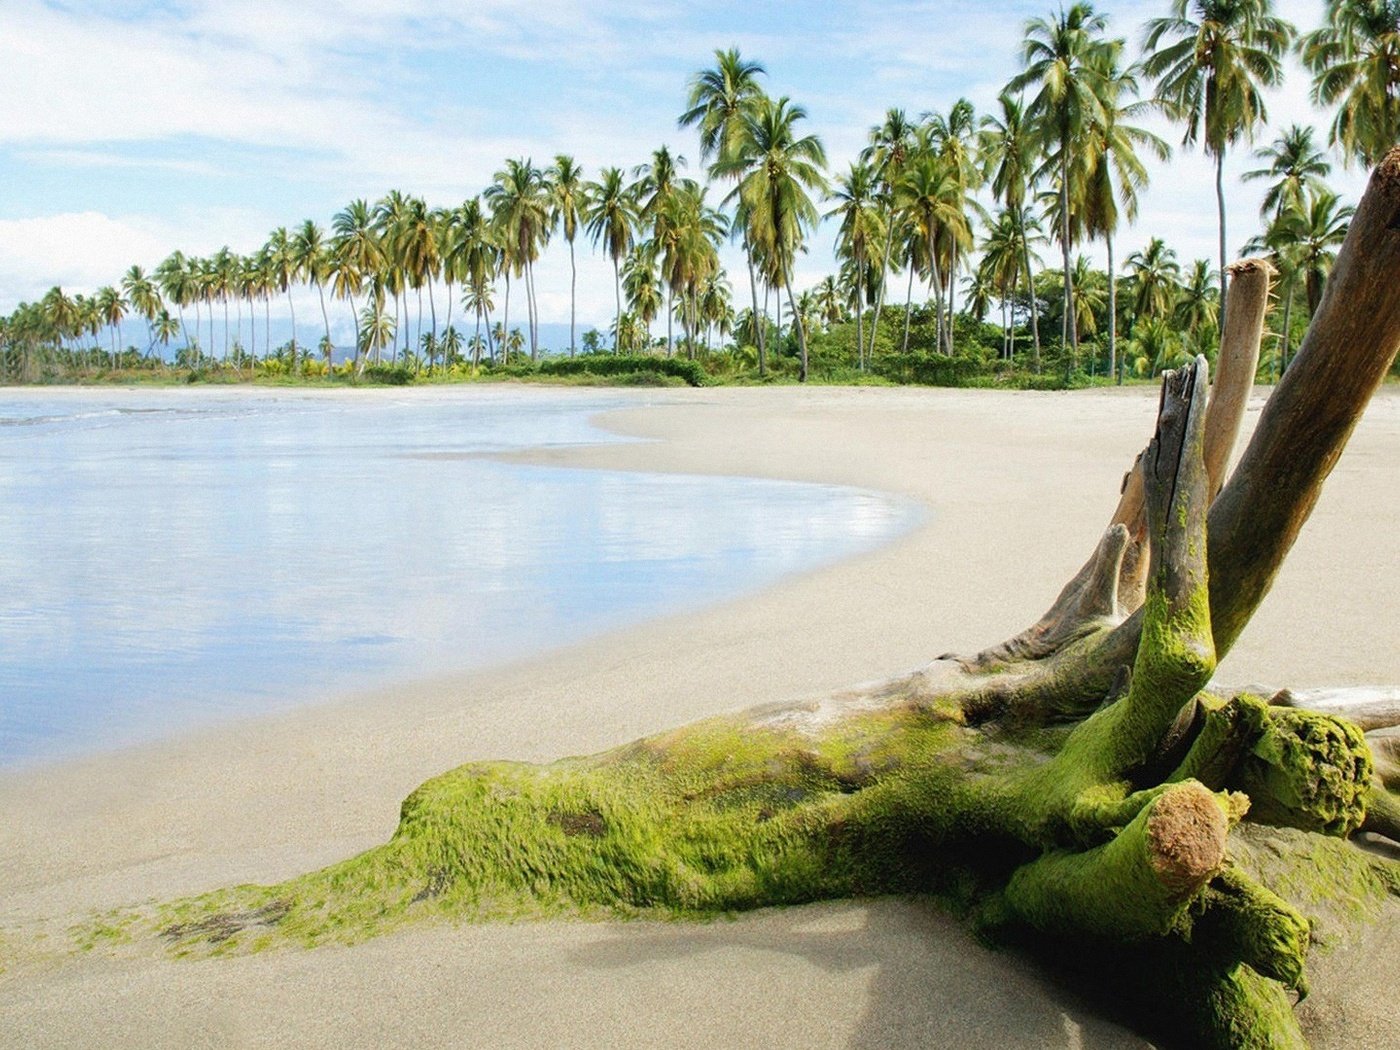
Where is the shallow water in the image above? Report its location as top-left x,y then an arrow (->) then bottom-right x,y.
0,388 -> 916,766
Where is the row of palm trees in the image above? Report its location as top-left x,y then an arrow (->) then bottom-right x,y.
3,1 -> 1394,382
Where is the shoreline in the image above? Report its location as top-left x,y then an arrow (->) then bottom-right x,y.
4,384 -> 1400,1048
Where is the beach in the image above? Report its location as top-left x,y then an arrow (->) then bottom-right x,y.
3,384 -> 1399,1048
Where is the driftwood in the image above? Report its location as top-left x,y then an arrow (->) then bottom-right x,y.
150,149 -> 1400,1050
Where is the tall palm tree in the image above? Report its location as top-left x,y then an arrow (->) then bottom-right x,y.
372,191 -> 413,358
1078,52 -> 1169,379
1302,1 -> 1400,167
332,199 -> 379,374
634,146 -> 687,354
826,161 -> 885,369
979,93 -> 1044,367
679,49 -> 769,367
860,108 -> 918,361
548,154 -> 586,355
1144,0 -> 1296,323
583,167 -> 638,353
1175,259 -> 1221,338
446,197 -> 499,362
895,152 -> 971,355
1243,125 -> 1333,218
979,208 -> 1044,359
120,265 -> 161,355
94,286 -> 126,368
294,220 -> 334,363
266,227 -> 299,367
1010,2 -> 1113,354
715,96 -> 828,382
623,247 -> 662,347
154,251 -> 195,352
486,160 -> 549,359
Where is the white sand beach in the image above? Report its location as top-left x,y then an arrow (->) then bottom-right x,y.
3,384 -> 1399,1049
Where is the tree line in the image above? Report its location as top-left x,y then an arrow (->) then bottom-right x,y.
2,0 -> 1395,385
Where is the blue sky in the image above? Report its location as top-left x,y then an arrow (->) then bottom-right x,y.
0,0 -> 1366,342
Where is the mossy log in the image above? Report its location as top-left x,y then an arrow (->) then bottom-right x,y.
146,149 -> 1400,1049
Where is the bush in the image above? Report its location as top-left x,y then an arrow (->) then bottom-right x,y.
360,364 -> 414,385
534,354 -> 708,387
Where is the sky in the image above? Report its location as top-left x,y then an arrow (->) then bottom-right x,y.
0,0 -> 1369,346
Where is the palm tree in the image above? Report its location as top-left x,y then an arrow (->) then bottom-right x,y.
266,227 -> 299,367
979,208 -> 1044,359
860,108 -> 918,361
980,93 -> 1044,367
548,155 -> 586,355
1124,237 -> 1183,329
332,200 -> 379,374
372,191 -> 413,358
1079,52 -> 1170,379
94,286 -> 126,368
154,251 -> 196,352
1302,1 -> 1400,168
486,160 -> 549,359
1243,125 -> 1333,218
715,96 -> 827,382
293,220 -> 334,363
895,153 -> 970,355
1282,187 -> 1355,315
1144,0 -> 1296,324
634,146 -> 687,354
120,265 -> 161,356
826,161 -> 885,369
446,198 -> 499,362
1010,2 -> 1113,355
679,49 -> 769,367
623,247 -> 663,347
583,167 -> 638,353
1175,259 -> 1221,339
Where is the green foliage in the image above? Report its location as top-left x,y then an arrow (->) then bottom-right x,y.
359,364 -> 415,385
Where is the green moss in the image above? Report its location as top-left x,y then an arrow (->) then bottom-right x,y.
148,707 -> 974,954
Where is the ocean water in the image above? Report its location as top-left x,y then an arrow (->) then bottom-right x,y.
0,388 -> 916,767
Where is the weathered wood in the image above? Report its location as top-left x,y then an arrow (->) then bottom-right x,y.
1209,148 -> 1400,656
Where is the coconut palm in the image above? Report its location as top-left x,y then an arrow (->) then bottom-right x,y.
860,108 -> 919,361
826,161 -> 885,369
1302,1 -> 1400,168
120,265 -> 162,355
332,200 -> 379,373
265,227 -> 299,366
93,286 -> 126,368
623,247 -> 663,346
979,93 -> 1044,366
1078,52 -> 1170,380
716,96 -> 827,381
1281,187 -> 1355,315
1174,259 -> 1221,338
583,167 -> 639,353
1243,125 -> 1333,219
547,154 -> 586,354
1143,0 -> 1297,323
1124,237 -> 1183,329
486,160 -> 550,359
979,208 -> 1045,359
894,152 -> 971,355
634,146 -> 688,354
924,99 -> 985,352
154,251 -> 196,352
446,198 -> 499,361
680,49 -> 770,369
293,220 -> 334,362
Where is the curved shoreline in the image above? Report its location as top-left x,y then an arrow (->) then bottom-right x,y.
3,384 -> 1399,1049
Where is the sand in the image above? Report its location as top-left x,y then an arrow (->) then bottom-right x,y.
3,383 -> 1400,1049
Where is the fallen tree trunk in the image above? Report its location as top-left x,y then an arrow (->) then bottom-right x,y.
147,149 -> 1400,1050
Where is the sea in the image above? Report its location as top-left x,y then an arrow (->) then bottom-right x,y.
0,387 -> 917,767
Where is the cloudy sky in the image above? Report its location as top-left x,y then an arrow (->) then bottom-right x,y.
0,0 -> 1367,340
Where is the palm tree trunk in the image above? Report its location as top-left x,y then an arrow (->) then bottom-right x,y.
855,273 -> 865,371
1021,209 -> 1042,372
569,238 -> 577,356
946,251 -> 958,355
317,281 -> 332,367
901,259 -> 915,352
525,262 -> 538,360
264,297 -> 271,368
1216,148 -> 1228,334
613,256 -> 622,355
1059,142 -> 1075,357
1108,234 -> 1119,384
870,206 -> 897,359
927,235 -> 944,355
502,271 -> 512,364
785,273 -> 808,383
747,252 -> 765,375
666,286 -> 674,357
286,289 -> 298,373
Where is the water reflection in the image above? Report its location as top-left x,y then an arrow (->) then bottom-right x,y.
0,389 -> 916,765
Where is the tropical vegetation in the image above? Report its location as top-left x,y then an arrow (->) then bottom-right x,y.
3,1 -> 1392,388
